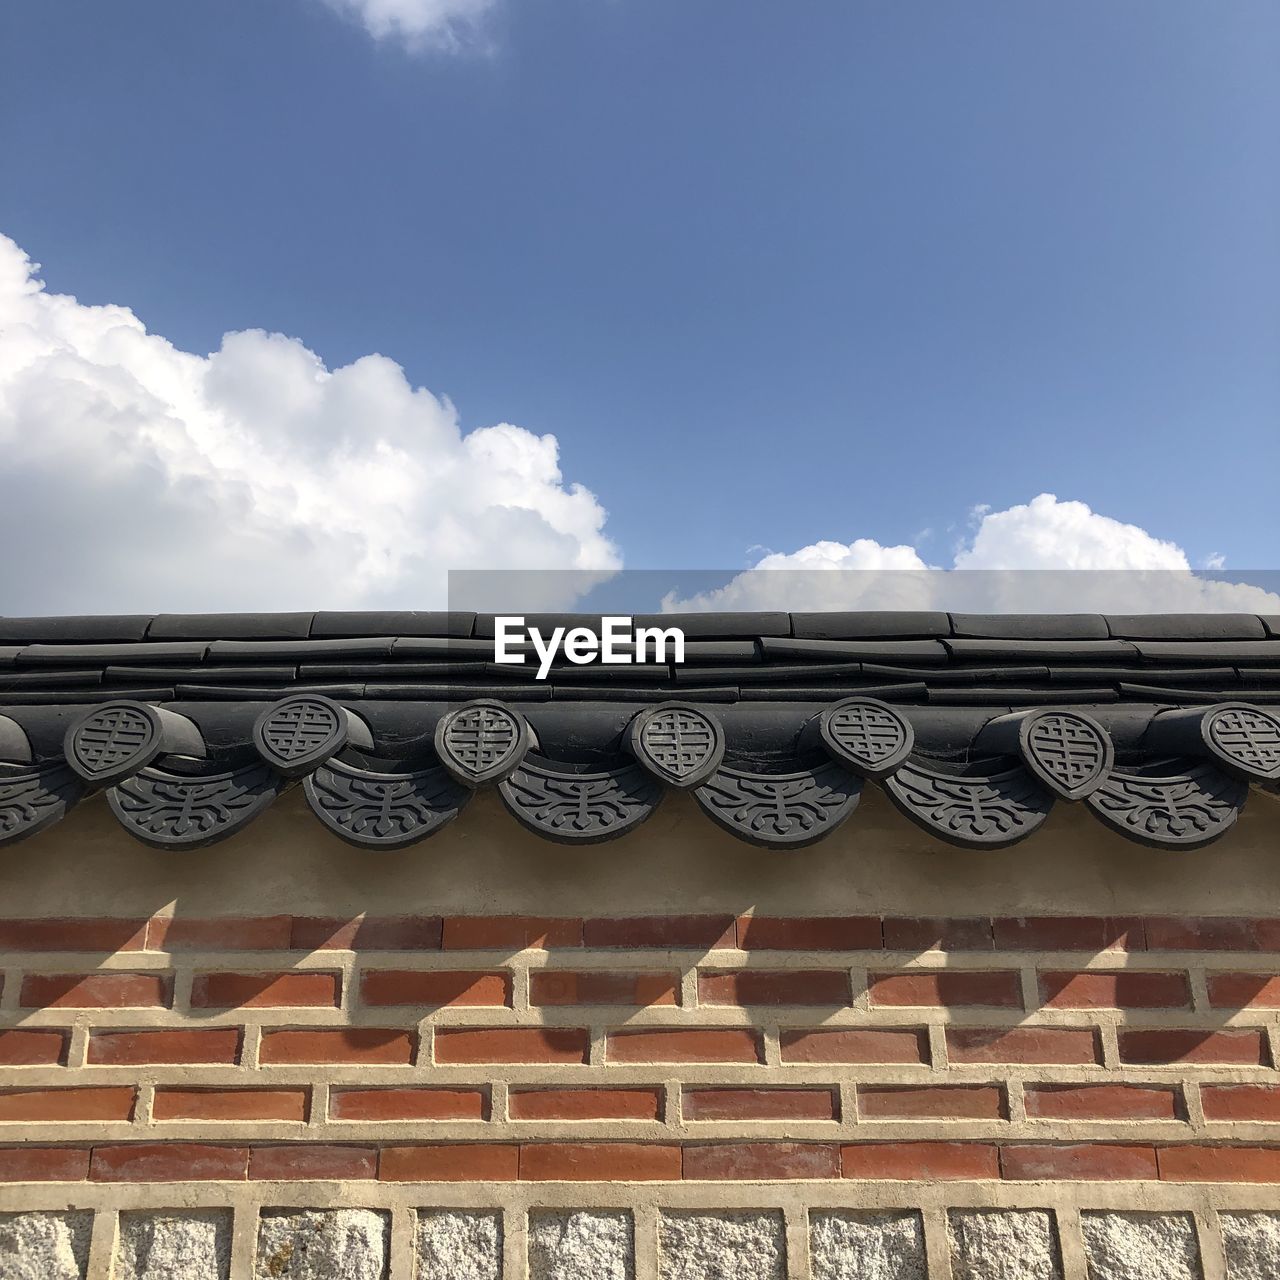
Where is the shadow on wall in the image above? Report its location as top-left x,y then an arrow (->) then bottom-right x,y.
2,785 -> 1280,921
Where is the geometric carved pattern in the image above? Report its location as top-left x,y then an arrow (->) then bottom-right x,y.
253,695 -> 347,778
820,698 -> 913,780
1020,711 -> 1113,800
1204,704 -> 1280,782
629,703 -> 724,789
1087,759 -> 1248,850
883,760 -> 1054,850
305,759 -> 471,850
0,763 -> 84,846
499,758 -> 660,844
65,702 -> 163,786
694,761 -> 863,849
436,701 -> 529,786
108,764 -> 280,851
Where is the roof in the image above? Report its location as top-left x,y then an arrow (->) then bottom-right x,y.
1,611 -> 1277,854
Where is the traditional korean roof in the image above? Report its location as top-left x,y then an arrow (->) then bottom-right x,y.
1,610 -> 1278,853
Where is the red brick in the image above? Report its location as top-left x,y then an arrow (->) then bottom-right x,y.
736,916 -> 881,950
946,1027 -> 1098,1065
858,1086 -> 1004,1121
0,1147 -> 90,1181
521,1142 -> 681,1181
510,1089 -> 661,1121
841,1142 -> 998,1180
442,917 -> 582,950
781,1028 -> 926,1065
380,1144 -> 519,1181
993,917 -> 1143,951
1159,1145 -> 1280,1182
869,971 -> 1020,1008
1024,1085 -> 1179,1121
0,1088 -> 135,1122
88,1029 -> 240,1066
153,1089 -> 308,1122
531,971 -> 678,1006
147,916 -> 292,950
250,1145 -> 376,1179
1202,1086 -> 1280,1123
883,918 -> 993,950
582,917 -> 735,949
607,1029 -> 760,1064
19,972 -> 170,1009
435,1028 -> 589,1064
699,970 -> 850,1007
684,1089 -> 838,1122
1118,1029 -> 1265,1066
259,1029 -> 413,1065
1040,971 -> 1190,1009
0,1029 -> 67,1066
191,972 -> 339,1008
0,918 -> 147,952
685,1142 -> 839,1179
1208,974 -> 1280,1009
291,916 -> 443,951
1145,918 -> 1280,952
91,1143 -> 248,1181
1002,1143 -> 1159,1180
360,970 -> 509,1007
330,1089 -> 487,1121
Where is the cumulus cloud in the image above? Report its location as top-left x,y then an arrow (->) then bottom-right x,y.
664,495 -> 1280,614
318,0 -> 497,49
0,233 -> 619,612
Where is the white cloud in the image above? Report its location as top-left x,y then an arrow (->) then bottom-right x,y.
664,494 -> 1280,615
318,0 -> 497,49
0,233 -> 619,612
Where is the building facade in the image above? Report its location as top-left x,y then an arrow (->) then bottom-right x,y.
2,609 -> 1280,1278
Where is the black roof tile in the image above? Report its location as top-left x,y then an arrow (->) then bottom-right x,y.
173,683 -> 368,700
1132,640 -> 1280,663
948,613 -> 1109,640
1105,613 -> 1267,640
15,642 -> 208,665
104,665 -> 298,683
0,615 -> 154,643
739,682 -> 926,701
147,613 -> 315,640
675,662 -> 864,684
927,687 -> 1120,704
0,670 -> 102,689
942,639 -> 1139,661
761,638 -> 949,662
790,611 -> 951,639
0,686 -> 176,704
207,638 -> 396,660
311,611 -> 474,638
636,612 -> 791,638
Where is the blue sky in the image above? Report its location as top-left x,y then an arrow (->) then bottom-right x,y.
0,1 -> 1276,611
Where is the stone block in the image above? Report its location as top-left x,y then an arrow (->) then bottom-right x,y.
0,1212 -> 91,1280
811,1210 -> 927,1280
949,1209 -> 1062,1280
658,1211 -> 784,1280
1217,1213 -> 1280,1280
255,1209 -> 389,1280
416,1210 -> 502,1280
117,1211 -> 231,1280
529,1210 -> 634,1280
1079,1211 -> 1201,1280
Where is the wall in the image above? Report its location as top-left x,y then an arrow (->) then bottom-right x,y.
2,788 -> 1280,1278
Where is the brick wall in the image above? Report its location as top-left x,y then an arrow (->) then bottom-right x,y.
5,911 -> 1280,1276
